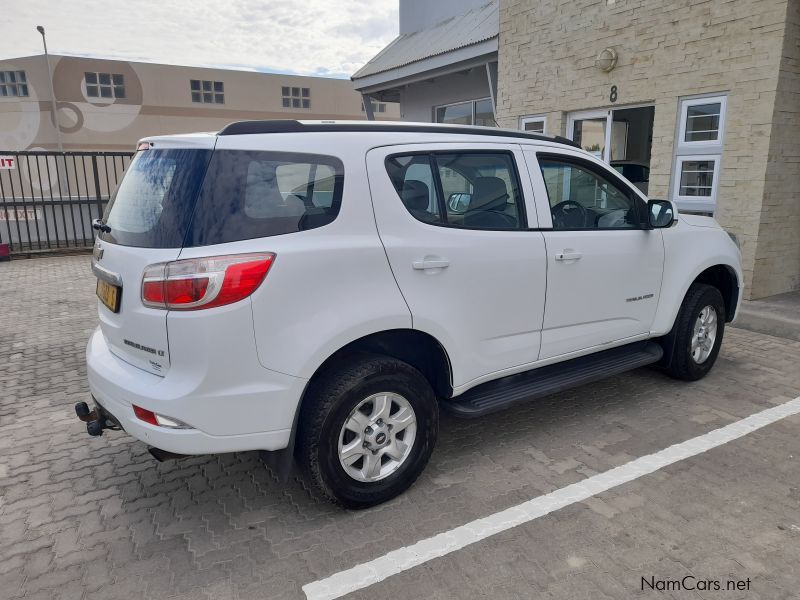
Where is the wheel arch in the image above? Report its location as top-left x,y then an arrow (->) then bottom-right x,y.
261,329 -> 453,477
303,329 -> 454,400
653,263 -> 739,370
692,264 -> 739,322
652,258 -> 742,336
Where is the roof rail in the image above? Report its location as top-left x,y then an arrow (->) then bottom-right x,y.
217,120 -> 582,149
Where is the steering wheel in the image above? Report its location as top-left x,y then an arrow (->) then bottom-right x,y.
551,200 -> 588,229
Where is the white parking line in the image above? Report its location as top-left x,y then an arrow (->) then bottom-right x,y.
303,396 -> 800,600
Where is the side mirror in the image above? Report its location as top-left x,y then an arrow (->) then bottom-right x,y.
648,199 -> 677,228
447,192 -> 471,213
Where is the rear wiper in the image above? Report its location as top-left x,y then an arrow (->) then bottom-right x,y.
92,218 -> 111,233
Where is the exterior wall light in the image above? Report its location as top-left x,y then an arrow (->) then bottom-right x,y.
596,48 -> 618,72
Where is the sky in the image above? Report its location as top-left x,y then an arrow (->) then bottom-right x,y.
3,0 -> 399,78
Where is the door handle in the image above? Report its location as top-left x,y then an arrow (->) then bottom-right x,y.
554,251 -> 582,261
412,258 -> 450,270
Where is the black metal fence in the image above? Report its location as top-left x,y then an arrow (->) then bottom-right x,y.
0,151 -> 133,255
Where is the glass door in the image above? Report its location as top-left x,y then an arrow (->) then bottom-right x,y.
567,106 -> 655,196
567,109 -> 612,161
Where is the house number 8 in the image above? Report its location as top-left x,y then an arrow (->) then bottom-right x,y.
609,85 -> 618,103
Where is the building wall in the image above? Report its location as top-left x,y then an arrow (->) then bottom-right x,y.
497,0 -> 794,299
0,55 -> 399,152
752,0 -> 800,297
399,67 -> 493,121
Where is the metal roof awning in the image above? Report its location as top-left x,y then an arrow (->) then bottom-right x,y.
352,1 -> 498,97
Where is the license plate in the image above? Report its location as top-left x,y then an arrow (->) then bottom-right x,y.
96,279 -> 121,313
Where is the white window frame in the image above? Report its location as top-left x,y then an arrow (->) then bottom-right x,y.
362,100 -> 386,113
672,154 -> 720,213
671,93 -> 727,213
434,98 -> 493,126
566,108 -> 613,162
678,95 -> 727,147
519,115 -> 547,134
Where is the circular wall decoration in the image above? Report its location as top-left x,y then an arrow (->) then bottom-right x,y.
52,102 -> 84,134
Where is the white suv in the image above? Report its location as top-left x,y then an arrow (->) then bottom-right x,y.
82,121 -> 742,508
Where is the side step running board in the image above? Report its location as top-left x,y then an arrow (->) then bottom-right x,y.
441,341 -> 663,418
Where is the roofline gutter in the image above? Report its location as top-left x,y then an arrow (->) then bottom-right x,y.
352,38 -> 498,93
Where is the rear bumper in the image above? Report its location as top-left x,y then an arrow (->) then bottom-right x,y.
86,327 -> 305,454
91,393 -> 292,454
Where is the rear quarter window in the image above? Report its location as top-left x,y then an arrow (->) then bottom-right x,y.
187,150 -> 344,246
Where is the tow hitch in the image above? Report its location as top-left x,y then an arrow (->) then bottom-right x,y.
75,401 -> 121,436
74,402 -> 189,462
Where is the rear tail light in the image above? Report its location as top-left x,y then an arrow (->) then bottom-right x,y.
142,253 -> 275,310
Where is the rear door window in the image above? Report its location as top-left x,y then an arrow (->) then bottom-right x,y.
382,155 -> 442,224
385,151 -> 525,230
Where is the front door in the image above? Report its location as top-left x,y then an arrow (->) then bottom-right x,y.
525,150 -> 664,360
367,143 -> 547,389
568,109 -> 612,161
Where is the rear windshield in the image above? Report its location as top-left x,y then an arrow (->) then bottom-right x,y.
101,148 -> 344,248
102,149 -> 211,247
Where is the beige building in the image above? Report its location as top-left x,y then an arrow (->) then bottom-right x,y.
498,0 -> 799,300
0,54 -> 398,152
356,0 -> 799,300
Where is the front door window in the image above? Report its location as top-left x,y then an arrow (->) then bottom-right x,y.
539,158 -> 640,230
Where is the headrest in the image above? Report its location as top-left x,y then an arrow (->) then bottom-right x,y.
470,177 -> 509,211
401,180 -> 430,211
282,194 -> 306,216
245,163 -> 284,209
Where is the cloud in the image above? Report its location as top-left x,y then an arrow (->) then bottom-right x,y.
3,0 -> 399,79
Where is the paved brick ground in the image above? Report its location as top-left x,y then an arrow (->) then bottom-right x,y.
1,255 -> 798,600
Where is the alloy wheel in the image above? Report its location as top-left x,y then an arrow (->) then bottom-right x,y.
337,392 -> 417,483
690,305 -> 718,364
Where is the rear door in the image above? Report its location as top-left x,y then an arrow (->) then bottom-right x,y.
367,143 -> 547,389
94,136 -> 214,375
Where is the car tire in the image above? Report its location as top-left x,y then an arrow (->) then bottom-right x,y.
661,283 -> 726,381
297,353 -> 438,509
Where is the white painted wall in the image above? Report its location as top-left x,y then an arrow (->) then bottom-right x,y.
399,67 -> 492,122
400,0 -> 491,34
